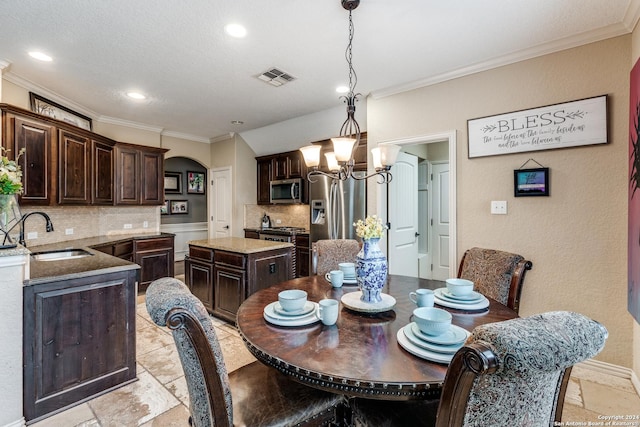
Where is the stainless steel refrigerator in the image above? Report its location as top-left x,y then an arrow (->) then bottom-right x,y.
309,172 -> 366,242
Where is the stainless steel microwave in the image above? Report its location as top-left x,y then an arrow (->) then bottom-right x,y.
270,178 -> 303,204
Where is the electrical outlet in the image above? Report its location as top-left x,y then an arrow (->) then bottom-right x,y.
65,228 -> 74,235
275,219 -> 282,224
143,221 -> 149,228
27,231 -> 38,240
269,263 -> 276,274
124,223 -> 133,229
491,201 -> 507,215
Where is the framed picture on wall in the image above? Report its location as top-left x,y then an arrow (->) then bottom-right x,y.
164,172 -> 182,194
187,171 -> 205,194
514,168 -> 549,197
29,92 -> 93,131
160,200 -> 170,215
170,200 -> 188,214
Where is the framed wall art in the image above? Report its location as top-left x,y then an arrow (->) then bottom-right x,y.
468,95 -> 608,158
187,171 -> 205,194
164,172 -> 182,194
514,167 -> 549,197
170,200 -> 188,214
29,92 -> 92,131
160,200 -> 170,215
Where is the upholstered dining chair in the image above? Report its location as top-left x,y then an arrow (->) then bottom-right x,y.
146,277 -> 345,427
457,247 -> 533,313
312,238 -> 361,277
349,311 -> 608,427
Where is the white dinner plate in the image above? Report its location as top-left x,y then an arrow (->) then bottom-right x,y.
263,302 -> 320,326
410,322 -> 470,346
434,293 -> 490,311
325,273 -> 358,285
439,288 -> 483,302
396,329 -> 454,364
272,301 -> 316,317
402,324 -> 463,354
434,288 -> 484,304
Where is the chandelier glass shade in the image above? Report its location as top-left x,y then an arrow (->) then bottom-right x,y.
300,0 -> 399,184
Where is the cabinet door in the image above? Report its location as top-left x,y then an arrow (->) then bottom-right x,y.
272,156 -> 288,180
11,116 -> 54,205
295,235 -> 310,277
256,158 -> 272,204
214,264 -> 245,323
185,256 -> 214,312
140,150 -> 163,205
92,140 -> 114,205
134,237 -> 175,292
287,152 -> 304,178
23,270 -> 137,422
115,146 -> 140,205
58,129 -> 91,204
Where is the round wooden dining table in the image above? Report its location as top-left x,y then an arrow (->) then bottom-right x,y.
236,274 -> 518,401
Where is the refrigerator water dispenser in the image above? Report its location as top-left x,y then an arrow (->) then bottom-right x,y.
311,200 -> 326,224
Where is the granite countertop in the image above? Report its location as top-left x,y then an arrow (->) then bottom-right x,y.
189,237 -> 293,254
24,232 -> 174,286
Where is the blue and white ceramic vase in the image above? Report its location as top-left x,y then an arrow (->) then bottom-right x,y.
356,237 -> 388,303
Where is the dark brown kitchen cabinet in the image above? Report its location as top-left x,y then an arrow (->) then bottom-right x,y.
185,255 -> 214,311
134,235 -> 175,292
294,234 -> 310,277
256,150 -> 308,204
23,268 -> 138,423
91,240 -> 134,262
186,243 -> 292,323
92,139 -> 114,204
115,143 -> 166,205
58,129 -> 90,204
2,113 -> 54,205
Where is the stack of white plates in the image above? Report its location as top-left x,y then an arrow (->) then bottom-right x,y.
324,273 -> 358,285
397,322 -> 471,363
433,288 -> 490,310
263,301 -> 320,326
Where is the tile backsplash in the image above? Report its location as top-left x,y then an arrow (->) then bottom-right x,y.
244,204 -> 310,229
16,206 -> 159,247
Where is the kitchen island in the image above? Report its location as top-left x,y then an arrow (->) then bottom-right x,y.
185,237 -> 293,323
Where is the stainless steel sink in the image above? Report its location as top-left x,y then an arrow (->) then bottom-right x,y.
31,249 -> 93,261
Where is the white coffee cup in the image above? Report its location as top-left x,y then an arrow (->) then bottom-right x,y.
329,270 -> 344,288
278,289 -> 307,312
316,299 -> 339,326
409,288 -> 434,307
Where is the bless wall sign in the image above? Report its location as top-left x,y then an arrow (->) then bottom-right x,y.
467,95 -> 608,158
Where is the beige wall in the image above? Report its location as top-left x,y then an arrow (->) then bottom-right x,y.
632,21 -> 640,386
368,36 -> 632,367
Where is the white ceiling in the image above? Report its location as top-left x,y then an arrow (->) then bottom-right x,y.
1,0 -> 639,155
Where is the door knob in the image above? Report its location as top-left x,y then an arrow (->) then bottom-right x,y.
415,232 -> 420,237
224,225 -> 229,229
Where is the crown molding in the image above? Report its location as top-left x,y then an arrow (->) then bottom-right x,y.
371,22 -> 632,100
0,60 -> 10,72
97,115 -> 164,133
3,70 -> 98,118
624,0 -> 640,31
161,129 -> 210,144
209,133 -> 235,144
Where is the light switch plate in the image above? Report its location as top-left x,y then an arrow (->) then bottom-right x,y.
27,231 -> 38,239
491,201 -> 507,215
124,223 -> 133,229
65,228 -> 74,235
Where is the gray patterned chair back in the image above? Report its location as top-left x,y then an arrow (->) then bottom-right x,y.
146,277 -> 233,427
457,247 -> 532,313
436,311 -> 608,427
312,239 -> 361,277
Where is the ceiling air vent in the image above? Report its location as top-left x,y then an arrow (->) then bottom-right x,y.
257,67 -> 296,87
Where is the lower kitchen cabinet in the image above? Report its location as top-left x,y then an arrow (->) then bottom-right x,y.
134,235 -> 175,292
185,241 -> 292,323
294,234 -> 310,277
23,268 -> 139,423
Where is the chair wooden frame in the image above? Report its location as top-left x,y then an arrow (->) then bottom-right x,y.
457,248 -> 533,313
435,343 -> 571,427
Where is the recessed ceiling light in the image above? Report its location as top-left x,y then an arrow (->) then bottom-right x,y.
336,85 -> 349,94
231,120 -> 244,125
225,23 -> 247,38
28,51 -> 52,62
126,92 -> 146,100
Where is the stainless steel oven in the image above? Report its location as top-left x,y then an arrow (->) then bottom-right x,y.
259,233 -> 292,243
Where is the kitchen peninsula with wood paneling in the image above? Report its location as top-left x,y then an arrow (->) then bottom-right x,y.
185,237 -> 293,322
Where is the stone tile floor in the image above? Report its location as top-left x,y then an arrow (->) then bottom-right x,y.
31,288 -> 640,426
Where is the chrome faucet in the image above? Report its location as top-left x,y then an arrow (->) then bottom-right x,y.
18,212 -> 54,247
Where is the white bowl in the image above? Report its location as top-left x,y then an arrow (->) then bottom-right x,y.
338,262 -> 356,278
445,278 -> 474,296
413,307 -> 452,336
278,289 -> 307,312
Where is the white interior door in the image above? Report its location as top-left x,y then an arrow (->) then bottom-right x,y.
431,162 -> 450,280
210,167 -> 232,239
388,151 -> 419,276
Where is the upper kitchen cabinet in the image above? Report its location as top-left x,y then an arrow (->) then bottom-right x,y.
256,150 -> 308,205
115,142 -> 167,205
0,104 -> 165,206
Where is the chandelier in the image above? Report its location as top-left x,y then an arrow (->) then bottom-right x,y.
300,0 -> 400,184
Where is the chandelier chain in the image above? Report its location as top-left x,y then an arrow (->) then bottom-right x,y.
346,10 -> 357,96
